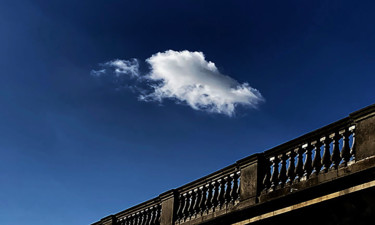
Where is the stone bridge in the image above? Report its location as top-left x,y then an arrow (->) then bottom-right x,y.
92,104 -> 375,225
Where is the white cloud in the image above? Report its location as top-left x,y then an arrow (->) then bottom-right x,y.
141,50 -> 264,116
90,69 -> 106,77
91,59 -> 139,78
92,50 -> 264,116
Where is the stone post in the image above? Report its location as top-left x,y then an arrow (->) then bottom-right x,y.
237,154 -> 264,206
350,104 -> 375,160
159,189 -> 177,225
98,215 -> 116,225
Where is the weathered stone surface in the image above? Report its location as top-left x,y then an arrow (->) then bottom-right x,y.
239,156 -> 261,204
160,190 -> 177,225
354,115 -> 375,160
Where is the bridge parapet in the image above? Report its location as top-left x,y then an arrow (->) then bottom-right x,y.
92,104 -> 375,225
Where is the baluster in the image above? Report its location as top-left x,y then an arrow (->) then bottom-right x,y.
132,213 -> 136,225
154,205 -> 161,225
270,156 -> 280,189
262,159 -> 271,191
132,214 -> 137,225
176,194 -> 184,221
149,207 -> 155,225
182,192 -> 190,220
350,126 -> 356,161
224,175 -> 232,205
130,214 -> 135,225
149,208 -> 155,225
134,213 -> 138,225
144,210 -> 149,225
294,146 -> 304,182
312,140 -> 322,175
148,208 -> 153,225
149,208 -> 154,225
136,212 -> 141,225
188,190 -> 196,217
135,213 -> 140,225
138,212 -> 143,225
199,186 -> 207,214
340,128 -> 351,167
278,153 -> 287,187
212,181 -> 220,209
321,136 -> 331,173
286,150 -> 296,184
331,132 -> 341,170
141,211 -> 146,225
140,211 -> 145,225
123,217 -> 128,225
131,215 -> 135,225
132,215 -> 137,225
205,183 -> 213,212
146,210 -> 151,225
134,215 -> 139,225
148,209 -> 153,225
144,209 -> 150,225
193,188 -> 201,216
118,217 -> 124,225
302,143 -> 313,179
230,172 -> 239,202
145,210 -> 150,225
134,213 -> 139,225
218,179 -> 226,208
125,216 -> 131,225
147,207 -> 154,225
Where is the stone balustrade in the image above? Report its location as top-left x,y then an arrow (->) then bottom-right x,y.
92,103 -> 375,225
117,204 -> 161,225
175,170 -> 240,223
261,120 -> 356,193
92,198 -> 161,225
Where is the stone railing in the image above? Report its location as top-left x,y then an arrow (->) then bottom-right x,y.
92,198 -> 161,225
261,118 -> 355,193
92,103 -> 375,225
175,165 -> 240,224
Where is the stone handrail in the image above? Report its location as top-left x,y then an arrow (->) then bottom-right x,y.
261,118 -> 355,192
175,165 -> 240,223
92,103 -> 375,225
92,198 -> 161,225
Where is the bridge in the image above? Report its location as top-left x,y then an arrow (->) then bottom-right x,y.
92,104 -> 375,225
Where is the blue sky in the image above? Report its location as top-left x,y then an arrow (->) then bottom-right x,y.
1,1 -> 375,224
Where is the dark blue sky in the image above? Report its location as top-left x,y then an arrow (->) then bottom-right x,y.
1,1 -> 375,224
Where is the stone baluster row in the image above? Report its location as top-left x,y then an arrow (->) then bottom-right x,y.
262,126 -> 356,191
117,205 -> 161,225
176,172 -> 240,222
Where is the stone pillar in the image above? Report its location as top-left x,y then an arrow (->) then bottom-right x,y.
237,154 -> 264,206
350,104 -> 375,160
159,189 -> 176,225
98,215 -> 116,225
